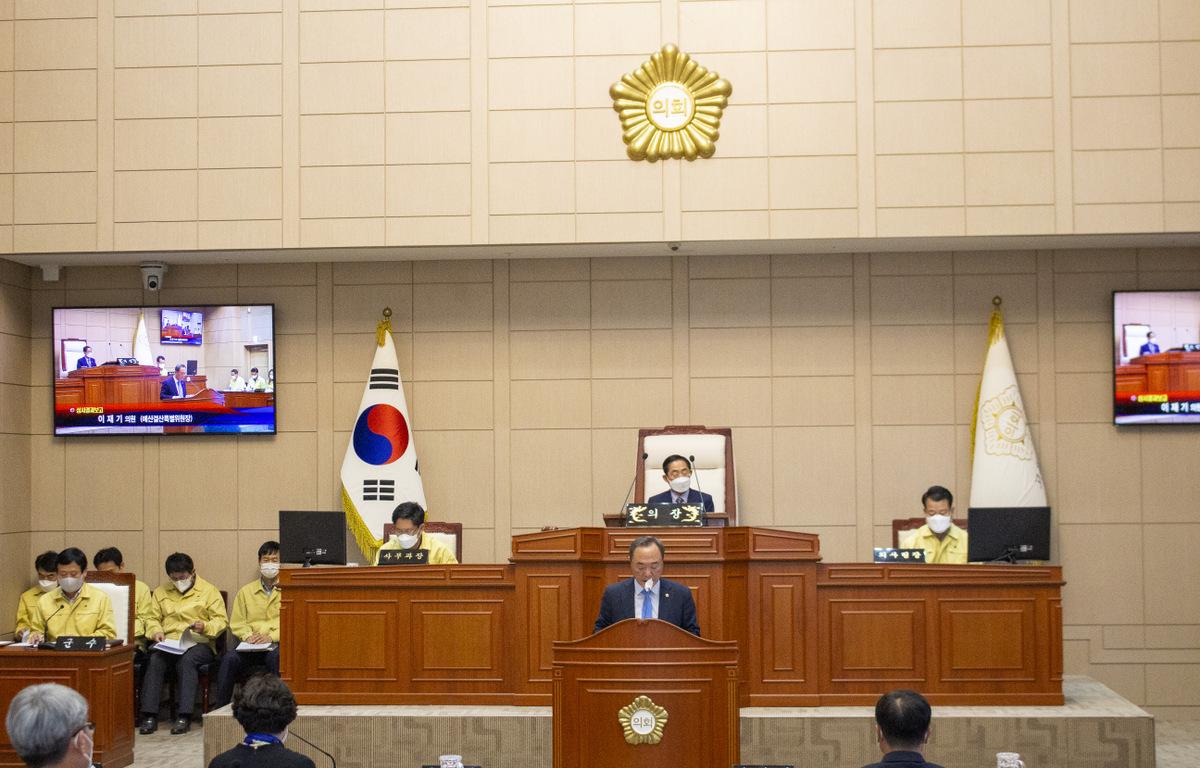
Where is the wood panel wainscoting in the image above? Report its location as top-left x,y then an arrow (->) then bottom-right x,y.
278,527 -> 1063,707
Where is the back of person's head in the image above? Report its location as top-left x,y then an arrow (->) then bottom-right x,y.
164,552 -> 194,574
34,551 -> 59,573
232,674 -> 299,736
93,547 -> 123,569
875,689 -> 932,750
6,683 -> 88,767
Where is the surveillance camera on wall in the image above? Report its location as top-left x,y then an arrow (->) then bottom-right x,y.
140,262 -> 167,291
667,242 -> 681,252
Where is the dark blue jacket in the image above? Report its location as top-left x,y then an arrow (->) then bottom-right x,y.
646,487 -> 715,512
593,577 -> 700,636
76,356 -> 96,368
862,751 -> 944,768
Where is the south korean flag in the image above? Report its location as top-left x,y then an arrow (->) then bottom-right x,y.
340,320 -> 426,562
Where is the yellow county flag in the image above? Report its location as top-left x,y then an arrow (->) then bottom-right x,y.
133,311 -> 153,365
340,317 -> 426,561
969,305 -> 1047,507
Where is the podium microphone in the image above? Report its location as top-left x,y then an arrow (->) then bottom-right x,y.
290,730 -> 336,768
688,455 -> 704,507
618,453 -> 649,516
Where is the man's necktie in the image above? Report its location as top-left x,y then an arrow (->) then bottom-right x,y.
641,589 -> 653,619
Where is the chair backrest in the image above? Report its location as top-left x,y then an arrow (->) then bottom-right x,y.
892,517 -> 970,547
635,425 -> 736,525
382,521 -> 463,562
84,571 -> 134,643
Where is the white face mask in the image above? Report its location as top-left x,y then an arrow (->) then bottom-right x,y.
38,579 -> 57,592
393,531 -> 420,549
174,578 -> 194,593
58,576 -> 83,594
260,563 -> 280,579
668,475 -> 692,494
927,514 -> 952,534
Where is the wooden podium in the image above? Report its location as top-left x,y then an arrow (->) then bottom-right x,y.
552,619 -> 738,768
55,365 -> 207,406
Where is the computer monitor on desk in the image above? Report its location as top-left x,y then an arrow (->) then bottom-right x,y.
280,510 -> 348,567
968,507 -> 1052,563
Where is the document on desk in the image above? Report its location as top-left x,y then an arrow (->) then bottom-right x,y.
154,629 -> 198,656
235,641 -> 274,652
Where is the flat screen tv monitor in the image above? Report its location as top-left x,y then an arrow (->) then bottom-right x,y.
967,507 -> 1051,563
279,511 -> 348,566
1113,289 -> 1200,425
52,304 -> 276,435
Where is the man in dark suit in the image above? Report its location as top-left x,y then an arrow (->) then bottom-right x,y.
160,364 -> 188,399
76,345 -> 97,369
593,535 -> 700,636
646,454 -> 715,512
1139,331 -> 1160,356
861,689 -> 944,768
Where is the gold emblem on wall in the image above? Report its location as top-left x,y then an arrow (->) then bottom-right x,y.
617,695 -> 669,745
610,44 -> 732,162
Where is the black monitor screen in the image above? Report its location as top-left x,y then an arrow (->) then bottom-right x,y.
279,511 -> 347,566
967,507 -> 1052,562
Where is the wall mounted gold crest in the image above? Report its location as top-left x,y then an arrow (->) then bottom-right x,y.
610,44 -> 732,162
617,694 -> 668,745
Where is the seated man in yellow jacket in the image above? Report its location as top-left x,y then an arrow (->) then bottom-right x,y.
14,550 -> 58,641
25,548 -> 117,645
372,502 -> 458,566
138,552 -> 229,736
213,540 -> 282,709
898,485 -> 968,564
93,546 -> 156,656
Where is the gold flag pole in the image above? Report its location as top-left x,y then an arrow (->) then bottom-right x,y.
376,306 -> 392,347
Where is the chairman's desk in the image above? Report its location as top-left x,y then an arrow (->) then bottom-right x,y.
278,527 -> 1063,707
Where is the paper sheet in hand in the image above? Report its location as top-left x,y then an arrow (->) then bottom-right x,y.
154,629 -> 198,655
235,641 -> 274,652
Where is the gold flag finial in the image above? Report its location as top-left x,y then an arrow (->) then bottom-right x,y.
993,295 -> 1002,307
376,307 -> 393,347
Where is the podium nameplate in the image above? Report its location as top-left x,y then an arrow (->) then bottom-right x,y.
378,548 -> 429,565
872,547 -> 926,563
624,503 -> 704,527
52,636 -> 108,652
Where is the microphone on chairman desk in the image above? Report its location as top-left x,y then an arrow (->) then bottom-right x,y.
289,730 -> 336,768
29,604 -> 65,644
617,452 -> 649,517
688,455 -> 704,508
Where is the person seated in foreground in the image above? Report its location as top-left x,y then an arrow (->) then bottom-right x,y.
208,675 -> 316,768
646,454 -> 715,512
862,689 -> 944,768
897,485 -> 967,564
93,546 -> 156,656
14,551 -> 58,641
372,502 -> 458,565
5,683 -> 97,768
214,541 -> 283,709
593,535 -> 700,636
25,548 -> 116,645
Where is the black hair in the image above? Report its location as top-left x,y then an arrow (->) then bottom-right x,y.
258,540 -> 280,559
661,454 -> 691,474
83,346 -> 92,352
174,364 -> 186,373
93,547 -> 124,568
56,548 -> 88,571
921,485 -> 954,508
875,689 -> 932,750
391,501 -> 426,526
34,551 -> 59,573
628,535 -> 665,560
164,552 -> 194,575
156,355 -> 165,362
250,367 -> 259,374
231,368 -> 239,374
232,673 -> 298,735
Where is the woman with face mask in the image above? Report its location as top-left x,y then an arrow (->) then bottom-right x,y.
14,551 -> 59,642
213,541 -> 283,710
372,502 -> 458,566
24,549 -> 117,646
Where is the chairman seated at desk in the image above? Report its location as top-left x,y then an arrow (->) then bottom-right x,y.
646,454 -> 715,512
160,364 -> 188,399
594,535 -> 700,636
897,485 -> 968,564
24,547 -> 117,645
372,501 -> 458,565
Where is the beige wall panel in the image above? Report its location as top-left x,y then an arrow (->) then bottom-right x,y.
575,3 -> 659,56
114,119 -> 195,171
159,438 -> 239,530
0,380 -> 28,433
199,168 -> 282,220
114,15 -> 196,67
199,220 -> 282,249
274,333 -> 317,384
412,381 -> 493,430
873,0 -> 960,48
680,158 -> 767,211
871,424 -> 955,522
954,275 -> 1038,327
1,533 -> 32,633
1075,203 -> 1164,233
0,433 -> 29,532
873,252 -> 948,275
690,278 -> 770,328
1054,271 -> 1134,322
16,69 -> 96,121
773,376 -> 854,426
690,377 -> 772,426
488,214 -> 574,244
199,65 -> 281,116
29,431 -> 63,516
772,326 -> 854,377
199,13 -> 282,66
963,99 -> 1053,152
0,125 -> 12,175
691,326 -> 772,379
488,110 -> 573,163
765,0 -> 854,50
489,162 -> 574,215
0,21 -> 12,71
771,276 -> 854,327
1073,96 -> 1163,150
300,62 -> 383,114
962,0 -> 1051,45
876,154 -> 964,208
1145,527 -> 1200,625
770,209 -> 859,238
574,54 -> 645,110
576,161 -> 662,215
963,46 -> 1051,99
1147,664 -> 1200,709
686,52 -> 765,105
413,283 -> 491,332
510,329 -> 590,380
299,165 -> 383,218
873,48 -> 961,101
1136,246 -> 1200,271
728,426 -> 771,524
237,433 -> 318,528
1053,322 -> 1113,372
592,378 -> 672,429
116,69 -> 197,121
965,206 -> 1055,236
871,275 -> 954,326
577,213 -> 657,242
158,530 -> 239,600
511,379 -> 590,429
300,9 -> 383,62
1069,0 -> 1159,42
412,330 -> 492,381
766,50 -> 855,102
387,164 -> 471,217
416,430 -> 495,529
1075,150 -> 1164,204
689,254 -> 770,279
388,59 -> 470,111
113,0 -> 191,13
679,0 -> 765,52
387,112 -> 470,164
13,172 -> 95,225
681,211 -> 769,240
1053,371 -> 1112,424
1163,95 -> 1200,148
15,17 -> 96,70
0,332 -> 29,385
387,7 -> 470,60
875,101 -> 963,155
300,114 -> 383,166
1059,523 -> 1144,624
592,328 -> 673,379
1141,432 -> 1200,523
413,259 -> 492,285
593,427 -> 638,519
1164,149 -> 1200,202
871,325 -> 954,375
1070,43 -> 1160,97
509,429 -> 591,528
332,261 -> 413,286
1055,423 -> 1141,523
1161,0 -> 1200,39
1162,41 -> 1200,93
710,105 -> 767,158
111,222 -> 192,251
489,58 -> 572,110
575,109 -> 626,162
1053,248 -> 1137,272
509,280 -> 589,331
386,216 -> 470,246
236,286 -> 318,334
62,439 -> 143,530
773,426 -> 856,525
767,103 -> 856,156
114,169 -> 195,222
769,156 -> 857,209
461,530 -> 496,565
591,279 -> 672,330
510,259 -> 589,282
199,116 -> 282,168
488,4 -> 571,58
965,152 -> 1054,206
